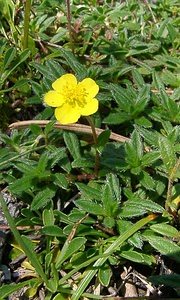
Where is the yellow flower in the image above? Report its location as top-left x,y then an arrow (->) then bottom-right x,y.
44,74 -> 99,124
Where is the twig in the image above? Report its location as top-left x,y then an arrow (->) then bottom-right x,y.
9,120 -> 130,143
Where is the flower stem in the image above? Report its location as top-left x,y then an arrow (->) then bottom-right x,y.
23,0 -> 31,50
66,0 -> 74,55
86,116 -> 100,177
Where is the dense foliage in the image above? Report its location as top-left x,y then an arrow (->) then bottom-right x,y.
0,0 -> 180,299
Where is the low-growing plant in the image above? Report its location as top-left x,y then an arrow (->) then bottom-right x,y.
0,0 -> 180,299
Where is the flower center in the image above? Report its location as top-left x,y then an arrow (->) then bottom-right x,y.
63,84 -> 88,108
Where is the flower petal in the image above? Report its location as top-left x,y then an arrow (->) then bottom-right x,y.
55,103 -> 81,124
78,78 -> 99,98
52,74 -> 77,92
80,98 -> 99,116
44,91 -> 65,107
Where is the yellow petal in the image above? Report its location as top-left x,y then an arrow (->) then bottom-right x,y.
55,104 -> 81,124
52,74 -> 77,92
78,78 -> 99,98
80,98 -> 99,116
44,91 -> 65,107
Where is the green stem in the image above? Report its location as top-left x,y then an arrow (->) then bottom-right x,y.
86,116 -> 100,177
23,0 -> 31,50
66,0 -> 74,55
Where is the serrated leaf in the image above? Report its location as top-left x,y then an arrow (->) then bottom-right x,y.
141,151 -> 160,166
48,147 -> 71,172
76,182 -> 101,200
133,85 -> 150,115
31,187 -> 56,210
158,136 -> 176,173
150,223 -> 179,238
132,69 -> 145,89
31,62 -> 56,82
103,112 -> 130,125
72,158 -> 94,168
75,199 -> 106,216
125,130 -> 143,167
119,199 -> 164,218
45,59 -> 66,78
139,171 -> 155,190
153,71 -> 164,90
8,175 -> 34,194
63,131 -> 81,160
37,152 -> 49,173
110,84 -> 136,112
101,174 -> 121,216
147,236 -> 180,263
136,126 -> 160,148
53,173 -> 68,189
59,47 -> 86,75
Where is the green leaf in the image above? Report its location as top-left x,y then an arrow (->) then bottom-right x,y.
63,131 -> 81,160
150,223 -> 179,238
131,69 -> 145,89
97,130 -> 111,152
167,22 -> 178,43
132,85 -> 150,115
75,199 -> 106,216
101,174 -> 120,216
125,130 -> 143,167
139,171 -> 155,191
31,187 -> 56,210
48,147 -> 71,172
158,136 -> 176,173
145,236 -> 180,263
120,250 -> 147,264
41,225 -> 64,237
136,126 -> 160,148
141,151 -> 160,166
98,263 -> 111,287
45,59 -> 66,78
119,199 -> 164,218
76,182 -> 101,200
71,215 -> 157,300
55,237 -> 86,268
53,173 -> 68,189
1,49 -> 30,84
8,175 -> 34,194
59,47 -> 86,75
2,47 -> 16,71
36,151 -> 49,173
103,112 -> 130,125
72,158 -> 94,169
149,274 -> 180,288
42,208 -> 55,226
31,61 -> 56,82
153,71 -> 165,90
0,279 -> 41,299
110,83 -> 136,113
